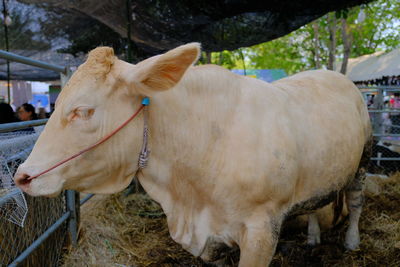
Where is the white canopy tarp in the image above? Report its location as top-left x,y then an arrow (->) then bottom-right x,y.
344,49 -> 400,81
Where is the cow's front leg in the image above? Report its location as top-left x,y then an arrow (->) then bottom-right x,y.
238,216 -> 282,267
307,213 -> 321,246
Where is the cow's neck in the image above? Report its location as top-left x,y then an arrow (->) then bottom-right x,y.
141,67 -> 242,198
145,66 -> 241,177
138,66 -> 242,253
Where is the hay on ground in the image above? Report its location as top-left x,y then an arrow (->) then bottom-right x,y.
62,173 -> 400,266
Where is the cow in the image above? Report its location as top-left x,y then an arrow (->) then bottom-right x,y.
14,43 -> 372,266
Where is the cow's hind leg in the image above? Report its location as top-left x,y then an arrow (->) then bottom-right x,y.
238,215 -> 282,267
344,138 -> 371,250
344,167 -> 366,250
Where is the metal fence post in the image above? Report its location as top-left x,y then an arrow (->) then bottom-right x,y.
65,190 -> 79,246
375,88 -> 384,134
60,67 -> 72,88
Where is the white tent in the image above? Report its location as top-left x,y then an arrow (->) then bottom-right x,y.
344,48 -> 400,81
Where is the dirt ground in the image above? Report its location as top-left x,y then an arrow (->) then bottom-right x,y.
62,174 -> 400,267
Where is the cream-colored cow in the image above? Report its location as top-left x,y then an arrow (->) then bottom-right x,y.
15,43 -> 371,266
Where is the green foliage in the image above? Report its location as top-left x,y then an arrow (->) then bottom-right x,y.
348,0 -> 400,57
198,49 -> 244,69
212,0 -> 400,75
246,34 -> 309,74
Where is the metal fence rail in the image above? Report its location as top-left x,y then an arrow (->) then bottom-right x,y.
0,50 -> 66,74
0,189 -> 20,207
0,119 -> 48,133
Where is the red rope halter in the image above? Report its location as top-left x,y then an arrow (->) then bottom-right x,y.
27,103 -> 146,181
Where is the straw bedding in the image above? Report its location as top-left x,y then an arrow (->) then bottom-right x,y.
62,173 -> 400,267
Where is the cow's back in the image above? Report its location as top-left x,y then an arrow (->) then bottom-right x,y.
173,67 -> 372,208
148,67 -> 371,211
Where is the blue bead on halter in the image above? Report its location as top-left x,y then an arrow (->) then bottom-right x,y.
142,97 -> 150,106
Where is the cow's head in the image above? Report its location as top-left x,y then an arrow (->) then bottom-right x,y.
14,43 -> 200,197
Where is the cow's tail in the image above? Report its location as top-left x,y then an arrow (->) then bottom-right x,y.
332,190 -> 344,226
359,135 -> 374,174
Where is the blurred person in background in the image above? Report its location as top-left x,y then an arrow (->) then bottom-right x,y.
17,103 -> 38,121
382,96 -> 392,134
390,93 -> 400,134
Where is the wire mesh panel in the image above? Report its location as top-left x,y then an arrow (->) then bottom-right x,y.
0,195 -> 67,266
361,87 -> 400,175
0,129 -> 67,266
0,131 -> 37,227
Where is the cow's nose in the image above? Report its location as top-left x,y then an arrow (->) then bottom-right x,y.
14,172 -> 32,191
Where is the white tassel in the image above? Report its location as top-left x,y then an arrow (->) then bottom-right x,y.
138,106 -> 150,169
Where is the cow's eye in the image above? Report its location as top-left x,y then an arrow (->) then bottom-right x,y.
69,107 -> 95,121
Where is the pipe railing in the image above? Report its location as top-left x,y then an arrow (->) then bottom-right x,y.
0,50 -> 66,74
0,188 -> 20,207
358,85 -> 400,91
0,119 -> 48,133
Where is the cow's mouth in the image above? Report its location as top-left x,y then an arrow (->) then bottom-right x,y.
14,171 -> 63,197
14,173 -> 32,192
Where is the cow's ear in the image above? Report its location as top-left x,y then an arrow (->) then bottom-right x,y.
132,43 -> 201,94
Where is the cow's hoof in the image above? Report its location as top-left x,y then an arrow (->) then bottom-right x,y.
307,235 -> 321,246
344,242 -> 359,251
344,231 -> 360,251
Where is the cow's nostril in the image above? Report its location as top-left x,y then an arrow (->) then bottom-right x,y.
15,173 -> 32,187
